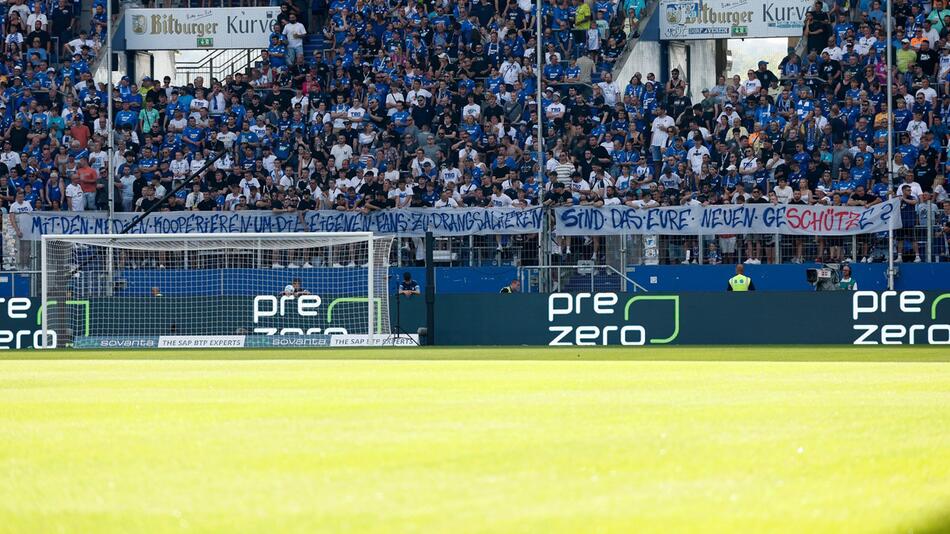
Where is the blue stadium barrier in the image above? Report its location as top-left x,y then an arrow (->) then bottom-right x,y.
627,263 -> 950,292
0,272 -> 31,297
5,264 -> 946,298
65,266 -> 519,297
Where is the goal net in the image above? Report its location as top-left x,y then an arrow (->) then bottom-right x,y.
40,233 -> 394,349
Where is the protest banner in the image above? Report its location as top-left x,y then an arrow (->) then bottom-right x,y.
553,200 -> 900,236
17,208 -> 544,240
16,201 -> 898,240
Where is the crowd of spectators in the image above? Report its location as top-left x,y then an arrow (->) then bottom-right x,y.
0,0 -> 948,265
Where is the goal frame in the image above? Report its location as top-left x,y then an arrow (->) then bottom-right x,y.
41,232 -> 379,347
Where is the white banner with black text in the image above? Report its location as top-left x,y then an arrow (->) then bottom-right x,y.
17,208 -> 545,240
553,200 -> 901,236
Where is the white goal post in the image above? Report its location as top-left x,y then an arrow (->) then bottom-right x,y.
40,232 -> 396,348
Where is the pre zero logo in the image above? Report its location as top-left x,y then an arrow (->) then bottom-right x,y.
251,295 -> 383,335
0,297 -> 66,349
852,291 -> 950,345
547,293 -> 680,346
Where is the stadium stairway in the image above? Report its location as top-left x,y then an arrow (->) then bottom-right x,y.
304,34 -> 327,58
611,0 -> 661,94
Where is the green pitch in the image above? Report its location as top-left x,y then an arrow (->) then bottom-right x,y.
2,347 -> 949,533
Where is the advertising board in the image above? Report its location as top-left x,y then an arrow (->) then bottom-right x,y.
434,292 -> 950,346
660,0 -> 812,40
125,7 -> 280,50
2,293 -> 947,349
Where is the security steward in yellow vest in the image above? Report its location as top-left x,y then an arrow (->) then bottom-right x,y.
500,279 -> 521,293
727,264 -> 756,291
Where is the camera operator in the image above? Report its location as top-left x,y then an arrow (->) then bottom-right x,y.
837,264 -> 857,290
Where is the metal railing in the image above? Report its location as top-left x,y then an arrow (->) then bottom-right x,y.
175,49 -> 261,86
519,264 -> 647,293
391,235 -> 541,268
4,206 -> 949,274
611,0 -> 658,85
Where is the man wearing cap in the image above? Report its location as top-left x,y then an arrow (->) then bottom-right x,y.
545,92 -> 566,126
739,69 -> 762,98
897,38 -> 917,72
717,102 -> 740,125
754,60 -> 778,88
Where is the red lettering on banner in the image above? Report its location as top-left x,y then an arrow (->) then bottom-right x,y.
844,211 -> 861,230
786,207 -> 862,233
786,207 -> 802,229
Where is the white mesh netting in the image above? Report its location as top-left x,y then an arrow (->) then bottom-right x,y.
41,233 -> 394,348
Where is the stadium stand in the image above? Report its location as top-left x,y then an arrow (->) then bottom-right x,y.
0,0 -> 948,271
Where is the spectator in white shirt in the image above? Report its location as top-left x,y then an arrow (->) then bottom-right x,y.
499,55 -> 523,84
686,136 -> 710,175
346,103 -> 366,130
329,136 -> 353,169
650,106 -> 675,167
916,78 -> 937,105
26,8 -> 46,31
390,181 -> 413,208
774,177 -> 794,203
185,184 -> 204,209
906,111 -> 929,146
898,172 -> 924,198
597,73 -> 620,106
282,13 -> 307,64
439,165 -> 461,184
65,180 -> 85,211
239,175 -> 261,198
8,190 -> 32,214
434,190 -> 459,208
169,151 -> 190,182
0,142 -> 21,169
490,184 -> 513,207
461,95 -> 481,120
545,94 -> 566,122
410,149 -> 435,177
739,70 -> 762,97
855,27 -> 877,55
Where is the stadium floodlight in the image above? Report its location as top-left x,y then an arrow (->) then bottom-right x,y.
40,232 -> 394,349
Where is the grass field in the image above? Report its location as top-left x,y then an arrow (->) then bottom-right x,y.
1,347 -> 949,533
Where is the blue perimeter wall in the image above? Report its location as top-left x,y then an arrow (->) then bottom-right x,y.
627,263 -> 949,292
1,264 -> 947,297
